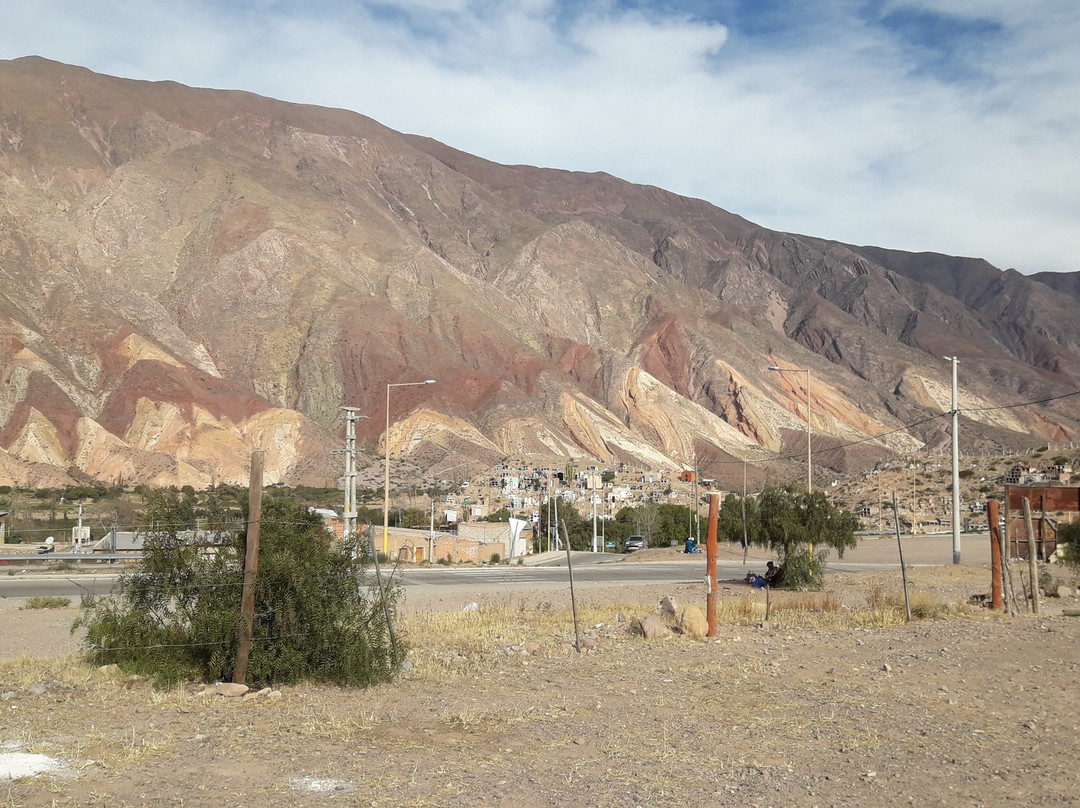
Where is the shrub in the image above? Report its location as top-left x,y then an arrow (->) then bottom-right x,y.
75,494 -> 404,688
23,596 -> 70,610
1060,520 -> 1080,570
488,553 -> 501,564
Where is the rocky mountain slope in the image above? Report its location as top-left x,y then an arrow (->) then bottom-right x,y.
0,56 -> 1077,490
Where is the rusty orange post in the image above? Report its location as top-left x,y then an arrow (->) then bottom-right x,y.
706,492 -> 720,637
987,499 -> 1003,610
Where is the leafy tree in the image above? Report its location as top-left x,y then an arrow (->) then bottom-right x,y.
718,486 -> 858,588
75,494 -> 402,688
1058,520 -> 1080,569
633,502 -> 661,546
482,507 -> 513,523
542,497 -> 592,550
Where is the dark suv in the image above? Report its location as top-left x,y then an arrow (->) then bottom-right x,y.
624,535 -> 647,553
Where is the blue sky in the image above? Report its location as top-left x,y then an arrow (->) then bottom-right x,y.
1,1 -> 1077,274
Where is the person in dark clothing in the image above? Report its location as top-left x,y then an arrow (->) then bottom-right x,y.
745,561 -> 783,587
763,561 -> 783,586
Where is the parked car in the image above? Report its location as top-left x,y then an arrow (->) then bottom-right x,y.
624,535 -> 647,553
37,543 -> 55,554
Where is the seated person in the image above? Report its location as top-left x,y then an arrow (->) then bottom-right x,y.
684,536 -> 699,554
745,561 -> 783,587
763,561 -> 783,586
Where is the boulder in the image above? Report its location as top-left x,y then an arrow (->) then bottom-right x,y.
215,683 -> 249,697
632,615 -> 669,639
1056,585 -> 1074,599
678,605 -> 708,639
658,596 -> 678,621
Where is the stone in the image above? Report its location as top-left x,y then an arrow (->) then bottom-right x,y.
1063,608 -> 1080,617
579,637 -> 599,650
632,615 -> 669,639
215,683 -> 249,697
267,690 -> 284,701
658,596 -> 678,621
882,663 -> 892,673
1056,585 -> 1074,599
523,641 -> 540,655
28,682 -> 46,695
678,605 -> 708,639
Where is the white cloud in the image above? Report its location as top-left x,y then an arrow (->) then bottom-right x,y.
0,0 -> 1077,273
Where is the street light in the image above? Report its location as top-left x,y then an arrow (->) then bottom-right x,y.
384,379 -> 437,554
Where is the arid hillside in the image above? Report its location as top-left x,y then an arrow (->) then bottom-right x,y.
0,56 -> 1078,489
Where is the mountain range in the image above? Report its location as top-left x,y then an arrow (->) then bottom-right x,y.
0,56 -> 1077,492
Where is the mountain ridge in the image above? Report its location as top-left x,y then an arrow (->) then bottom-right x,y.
0,56 -> 1077,491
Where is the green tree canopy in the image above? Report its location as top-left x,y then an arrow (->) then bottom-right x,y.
76,493 -> 402,688
718,486 -> 858,587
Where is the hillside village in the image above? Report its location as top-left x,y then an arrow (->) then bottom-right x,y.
2,444 -> 1078,566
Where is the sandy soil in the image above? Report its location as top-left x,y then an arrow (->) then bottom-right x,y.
2,562 -> 1080,808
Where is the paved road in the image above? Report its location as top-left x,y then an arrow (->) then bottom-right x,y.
0,533 -> 992,602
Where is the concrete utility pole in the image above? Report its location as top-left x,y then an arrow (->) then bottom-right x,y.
945,356 -> 962,564
591,493 -> 598,552
340,407 -> 368,540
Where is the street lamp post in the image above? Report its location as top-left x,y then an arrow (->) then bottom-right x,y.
384,379 -> 437,555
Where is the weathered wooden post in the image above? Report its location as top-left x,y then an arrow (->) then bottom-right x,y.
706,492 -> 720,637
987,499 -> 1003,610
1022,497 -> 1041,615
892,492 -> 911,622
234,449 -> 264,685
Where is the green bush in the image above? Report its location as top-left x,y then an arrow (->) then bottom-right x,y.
1059,520 -> 1080,570
75,494 -> 404,688
23,596 -> 71,610
488,553 -> 501,564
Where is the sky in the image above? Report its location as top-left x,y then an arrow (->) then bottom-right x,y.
1,0 -> 1078,274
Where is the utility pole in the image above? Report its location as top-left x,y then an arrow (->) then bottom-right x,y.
592,491 -> 598,552
339,407 -> 368,540
234,450 -> 264,685
429,492 -> 435,563
946,356 -> 962,564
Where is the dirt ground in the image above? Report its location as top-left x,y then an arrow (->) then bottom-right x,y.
3,562 -> 1080,808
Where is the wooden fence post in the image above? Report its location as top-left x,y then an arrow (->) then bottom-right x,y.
233,450 -> 264,685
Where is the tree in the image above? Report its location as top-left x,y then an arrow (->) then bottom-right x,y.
75,494 -> 403,688
1058,520 -> 1080,569
544,497 -> 591,550
719,486 -> 858,588
633,502 -> 661,546
482,507 -> 513,523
